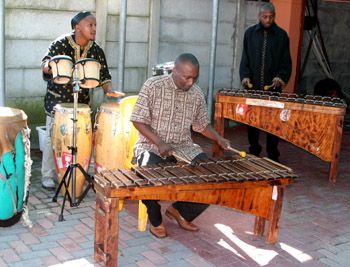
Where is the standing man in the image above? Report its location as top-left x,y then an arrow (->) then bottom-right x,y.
131,53 -> 231,238
41,11 -> 122,189
239,3 -> 292,162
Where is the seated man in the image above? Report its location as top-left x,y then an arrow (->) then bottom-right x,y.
131,53 -> 231,238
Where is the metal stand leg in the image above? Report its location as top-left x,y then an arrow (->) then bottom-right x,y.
52,163 -> 94,221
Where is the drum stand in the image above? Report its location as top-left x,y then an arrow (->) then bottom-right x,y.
52,66 -> 94,221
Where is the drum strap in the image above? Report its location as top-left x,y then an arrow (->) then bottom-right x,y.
2,162 -> 12,180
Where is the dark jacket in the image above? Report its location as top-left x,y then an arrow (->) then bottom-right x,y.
239,22 -> 292,90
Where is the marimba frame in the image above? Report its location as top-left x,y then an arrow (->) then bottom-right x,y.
93,157 -> 296,267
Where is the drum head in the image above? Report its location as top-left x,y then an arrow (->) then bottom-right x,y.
76,58 -> 99,65
100,102 -> 120,112
0,107 -> 27,123
50,55 -> 73,62
54,103 -> 91,113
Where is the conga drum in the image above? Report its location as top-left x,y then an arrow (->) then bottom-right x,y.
94,102 -> 122,173
51,103 -> 92,198
94,96 -> 138,173
119,96 -> 139,170
0,107 -> 31,227
75,58 -> 101,89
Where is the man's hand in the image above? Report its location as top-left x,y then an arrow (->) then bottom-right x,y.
106,91 -> 125,98
272,77 -> 285,88
42,60 -> 52,75
132,121 -> 173,158
217,136 -> 231,151
157,141 -> 173,158
241,78 -> 252,89
102,82 -> 125,97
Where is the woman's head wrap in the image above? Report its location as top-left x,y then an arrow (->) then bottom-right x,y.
71,11 -> 93,29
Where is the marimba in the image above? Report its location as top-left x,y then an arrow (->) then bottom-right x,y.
213,89 -> 347,183
93,155 -> 297,267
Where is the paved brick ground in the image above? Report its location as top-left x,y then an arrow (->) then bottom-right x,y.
0,125 -> 349,267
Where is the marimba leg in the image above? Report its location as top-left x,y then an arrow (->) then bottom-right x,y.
254,216 -> 265,236
328,115 -> 344,183
266,186 -> 284,244
94,192 -> 119,266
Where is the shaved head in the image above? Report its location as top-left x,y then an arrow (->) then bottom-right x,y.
175,53 -> 199,69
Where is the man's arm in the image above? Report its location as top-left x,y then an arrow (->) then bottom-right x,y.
239,31 -> 252,87
200,124 -> 231,150
132,121 -> 173,158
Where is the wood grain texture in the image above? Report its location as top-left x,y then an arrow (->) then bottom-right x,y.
214,92 -> 346,183
94,192 -> 119,267
93,158 -> 296,266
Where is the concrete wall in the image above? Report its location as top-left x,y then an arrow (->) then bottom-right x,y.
4,0 -> 350,148
158,0 -> 236,92
4,0 -> 238,148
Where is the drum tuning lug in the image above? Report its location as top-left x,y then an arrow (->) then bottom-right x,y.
112,126 -> 119,136
60,125 -> 67,136
86,124 -> 91,134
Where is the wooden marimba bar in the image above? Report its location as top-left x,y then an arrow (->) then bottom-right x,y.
213,89 -> 347,183
93,155 -> 297,267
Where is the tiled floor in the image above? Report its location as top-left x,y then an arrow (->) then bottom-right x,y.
0,125 -> 349,267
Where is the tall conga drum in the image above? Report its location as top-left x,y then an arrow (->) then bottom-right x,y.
51,103 -> 92,198
0,107 -> 31,227
119,96 -> 139,170
94,96 -> 138,173
94,102 -> 122,173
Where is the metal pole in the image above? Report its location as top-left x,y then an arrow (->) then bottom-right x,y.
71,66 -> 80,204
118,0 -> 127,92
231,0 -> 245,89
208,0 -> 219,122
0,0 -> 5,106
147,0 -> 161,77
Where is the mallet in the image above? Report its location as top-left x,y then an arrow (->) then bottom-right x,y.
227,146 -> 247,158
172,152 -> 196,166
263,84 -> 274,91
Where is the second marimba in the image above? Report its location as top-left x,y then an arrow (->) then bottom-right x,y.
213,89 -> 347,183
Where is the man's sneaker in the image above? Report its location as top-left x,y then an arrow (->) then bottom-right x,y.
42,177 -> 56,190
